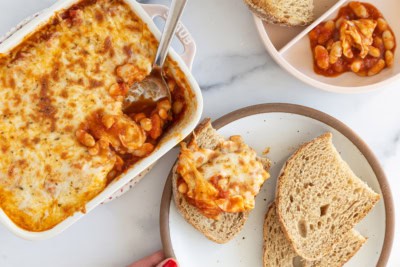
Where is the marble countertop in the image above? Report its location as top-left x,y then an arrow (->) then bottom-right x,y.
0,0 -> 398,266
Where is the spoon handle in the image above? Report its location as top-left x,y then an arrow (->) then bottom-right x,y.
153,0 -> 188,68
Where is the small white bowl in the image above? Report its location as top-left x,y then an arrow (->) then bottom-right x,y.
254,0 -> 400,94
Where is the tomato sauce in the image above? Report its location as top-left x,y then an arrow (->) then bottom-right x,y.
309,2 -> 396,77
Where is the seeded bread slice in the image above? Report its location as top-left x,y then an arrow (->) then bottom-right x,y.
263,203 -> 366,267
243,0 -> 314,26
172,118 -> 270,243
276,133 -> 380,260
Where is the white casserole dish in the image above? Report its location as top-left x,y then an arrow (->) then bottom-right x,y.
0,0 -> 203,240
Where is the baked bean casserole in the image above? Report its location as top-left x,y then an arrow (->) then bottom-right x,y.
310,2 -> 396,77
0,0 -> 191,231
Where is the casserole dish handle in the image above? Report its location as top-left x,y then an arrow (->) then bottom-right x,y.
140,4 -> 196,70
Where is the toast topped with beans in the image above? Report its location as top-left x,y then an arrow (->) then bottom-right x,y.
172,119 -> 271,243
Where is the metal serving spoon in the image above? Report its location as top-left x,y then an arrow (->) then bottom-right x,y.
123,0 -> 188,113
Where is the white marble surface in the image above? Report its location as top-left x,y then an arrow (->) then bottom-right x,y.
0,0 -> 398,266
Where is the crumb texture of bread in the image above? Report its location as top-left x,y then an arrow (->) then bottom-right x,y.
243,0 -> 314,26
276,133 -> 380,260
264,203 -> 299,267
264,203 -> 366,267
172,119 -> 270,243
303,230 -> 366,267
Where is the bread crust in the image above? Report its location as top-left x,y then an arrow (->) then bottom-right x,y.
243,0 -> 313,27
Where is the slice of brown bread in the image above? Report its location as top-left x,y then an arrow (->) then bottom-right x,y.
172,118 -> 270,243
243,0 -> 314,26
276,133 -> 380,260
264,203 -> 301,267
263,202 -> 366,267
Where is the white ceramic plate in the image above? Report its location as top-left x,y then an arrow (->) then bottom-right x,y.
254,0 -> 400,93
160,104 -> 394,267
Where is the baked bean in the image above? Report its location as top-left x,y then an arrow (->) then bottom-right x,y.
382,30 -> 395,50
132,143 -> 154,157
377,18 -> 388,32
373,37 -> 384,49
324,20 -> 335,31
351,60 -> 362,73
158,108 -> 168,120
149,114 -> 162,139
178,182 -> 188,194
172,101 -> 183,114
329,41 -> 342,64
133,113 -> 146,123
368,46 -> 381,58
88,143 -> 100,156
109,82 -> 128,97
109,83 -> 120,96
167,79 -> 176,92
118,120 -> 146,150
318,29 -> 333,45
315,45 -> 330,70
309,30 -> 319,41
76,129 -> 96,147
333,59 -> 345,73
336,17 -> 345,29
315,21 -> 335,45
157,99 -> 171,111
349,2 -> 368,18
140,118 -> 152,131
326,39 -> 334,51
385,50 -> 394,67
119,135 -> 139,150
101,114 -> 115,129
368,59 -> 385,76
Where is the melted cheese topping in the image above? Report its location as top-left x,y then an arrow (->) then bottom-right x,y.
0,0 -> 188,231
177,136 -> 270,220
340,19 -> 377,58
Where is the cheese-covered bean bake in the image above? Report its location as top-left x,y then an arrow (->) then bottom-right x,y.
0,0 -> 190,231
